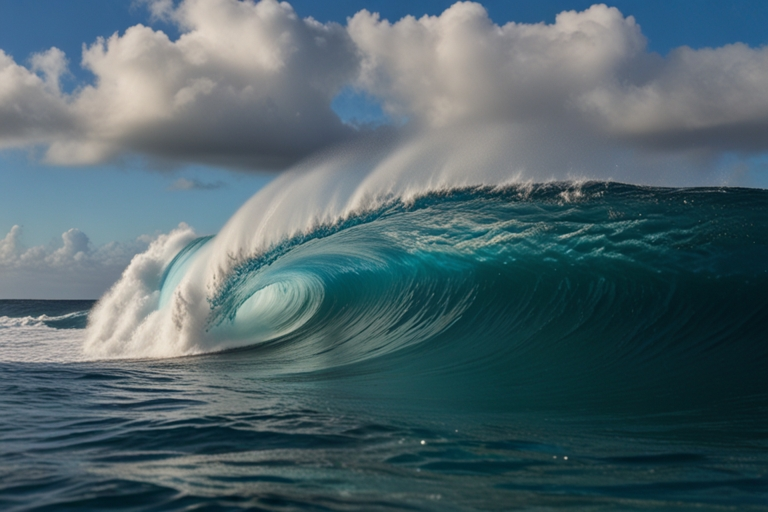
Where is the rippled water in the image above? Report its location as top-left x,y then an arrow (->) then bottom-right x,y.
2,352 -> 766,511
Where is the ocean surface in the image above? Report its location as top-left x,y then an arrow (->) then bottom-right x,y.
1,183 -> 767,510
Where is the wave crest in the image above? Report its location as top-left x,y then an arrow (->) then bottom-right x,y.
83,181 -> 768,408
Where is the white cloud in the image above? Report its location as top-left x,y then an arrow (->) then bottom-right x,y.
62,0 -> 357,167
0,1 -> 767,175
30,47 -> 69,93
2,0 -> 359,169
347,2 -> 768,157
348,3 -> 647,127
581,43 -> 768,150
0,224 -> 169,299
0,225 -> 23,262
0,50 -> 72,147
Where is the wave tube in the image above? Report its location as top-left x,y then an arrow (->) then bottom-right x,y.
82,183 -> 768,413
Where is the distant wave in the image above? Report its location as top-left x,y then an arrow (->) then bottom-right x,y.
0,310 -> 89,330
0,301 -> 90,363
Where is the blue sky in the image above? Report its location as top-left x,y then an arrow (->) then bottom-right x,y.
1,0 -> 768,297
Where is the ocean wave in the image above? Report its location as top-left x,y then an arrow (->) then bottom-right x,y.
0,310 -> 90,330
80,182 -> 768,411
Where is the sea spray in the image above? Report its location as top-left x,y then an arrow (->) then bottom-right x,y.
84,223 -> 198,358
80,125 -> 615,360
82,124 -> 768,372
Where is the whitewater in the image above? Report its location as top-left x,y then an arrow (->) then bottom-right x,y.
2,130 -> 768,510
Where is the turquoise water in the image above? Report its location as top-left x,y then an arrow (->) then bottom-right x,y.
1,183 -> 767,510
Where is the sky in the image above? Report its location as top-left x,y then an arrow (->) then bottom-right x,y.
1,0 -> 768,298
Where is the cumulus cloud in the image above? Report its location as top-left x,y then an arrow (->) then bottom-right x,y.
0,49 -> 73,147
582,43 -> 768,151
1,0 -> 768,174
348,2 -> 768,156
348,4 -> 647,127
0,224 -> 169,299
2,0 -> 359,169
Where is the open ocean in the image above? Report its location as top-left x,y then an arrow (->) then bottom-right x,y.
1,183 -> 767,510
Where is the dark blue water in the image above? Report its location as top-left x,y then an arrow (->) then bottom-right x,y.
1,183 -> 767,510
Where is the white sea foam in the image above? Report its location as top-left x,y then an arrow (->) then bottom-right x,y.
83,224 -> 199,359
0,319 -> 87,363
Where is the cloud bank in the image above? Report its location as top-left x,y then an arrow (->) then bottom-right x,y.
0,224 -> 177,299
1,0 -> 768,180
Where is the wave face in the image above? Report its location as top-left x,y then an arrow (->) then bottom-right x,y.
84,183 -> 768,411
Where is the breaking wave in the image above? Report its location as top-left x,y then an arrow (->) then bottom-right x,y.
82,180 -> 768,410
